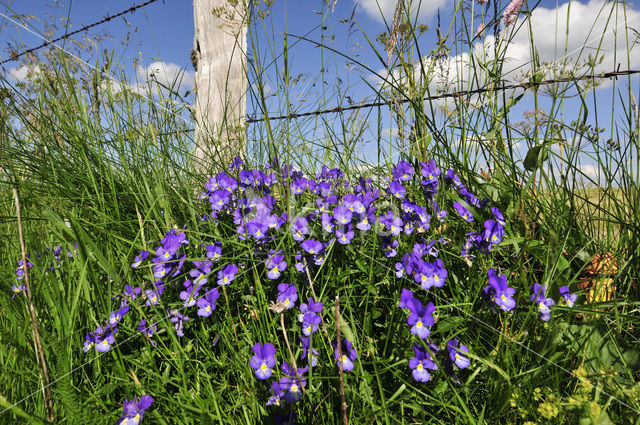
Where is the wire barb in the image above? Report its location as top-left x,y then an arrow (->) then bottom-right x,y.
0,0 -> 160,65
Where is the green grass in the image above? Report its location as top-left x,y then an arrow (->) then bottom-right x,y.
1,0 -> 639,424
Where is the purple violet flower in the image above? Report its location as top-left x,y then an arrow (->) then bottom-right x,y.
93,325 -> 118,353
398,288 -> 415,309
169,309 -> 189,337
137,320 -> 158,346
277,283 -> 298,309
447,338 -> 470,369
119,395 -> 154,425
406,298 -> 435,339
333,204 -> 353,226
392,160 -> 414,181
266,252 -> 287,280
218,263 -> 238,285
453,201 -> 474,222
108,306 -> 130,325
336,224 -> 355,245
559,285 -> 577,308
250,342 -> 277,380
131,250 -> 149,268
530,283 -> 555,322
389,180 -> 407,199
290,217 -> 310,241
300,239 -> 322,255
333,338 -> 357,372
409,344 -> 438,382
205,242 -> 222,261
484,268 -> 516,311
197,288 -> 220,317
301,313 -> 322,336
420,159 -> 441,183
483,219 -> 505,246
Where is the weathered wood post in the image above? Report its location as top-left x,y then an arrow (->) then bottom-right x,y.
192,0 -> 248,172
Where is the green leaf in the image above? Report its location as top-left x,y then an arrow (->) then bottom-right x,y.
524,145 -> 548,171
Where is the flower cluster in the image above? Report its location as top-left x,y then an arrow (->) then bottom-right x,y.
399,289 -> 469,382
11,243 -> 79,297
529,283 -> 576,322
69,156 -> 584,418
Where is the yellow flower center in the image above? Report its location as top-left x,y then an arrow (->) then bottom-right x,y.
501,295 -> 506,301
261,363 -> 268,371
417,364 -> 424,371
416,321 -> 423,328
434,275 -> 439,282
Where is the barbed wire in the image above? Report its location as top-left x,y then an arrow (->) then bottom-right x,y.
244,68 -> 640,123
0,0 -> 160,65
150,68 -> 640,137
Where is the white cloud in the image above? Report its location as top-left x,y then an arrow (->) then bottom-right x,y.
135,61 -> 194,93
6,64 -> 41,82
372,0 -> 640,100
500,0 -> 640,78
579,164 -> 600,181
356,0 -> 448,24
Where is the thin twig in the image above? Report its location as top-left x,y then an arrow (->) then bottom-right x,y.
302,257 -> 332,348
279,313 -> 307,395
335,295 -> 348,425
13,188 -> 55,422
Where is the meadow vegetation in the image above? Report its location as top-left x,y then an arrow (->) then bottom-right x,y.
0,0 -> 639,424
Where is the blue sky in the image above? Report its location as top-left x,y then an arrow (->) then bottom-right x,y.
1,0 -> 639,182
